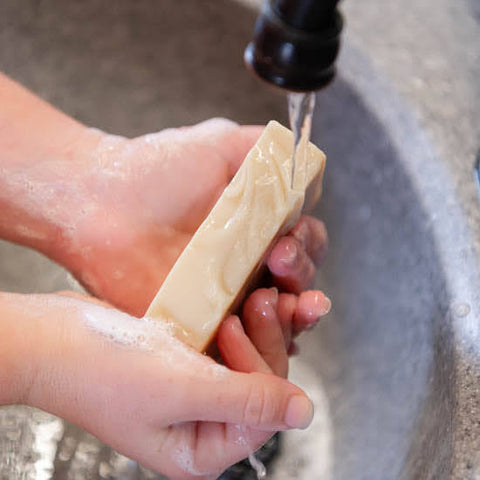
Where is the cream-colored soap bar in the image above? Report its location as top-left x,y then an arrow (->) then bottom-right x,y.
146,120 -> 326,352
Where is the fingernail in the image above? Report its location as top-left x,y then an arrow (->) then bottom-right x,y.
309,292 -> 331,317
230,316 -> 244,333
269,287 -> 278,306
302,293 -> 332,327
281,242 -> 298,266
285,395 -> 314,429
258,288 -> 278,318
319,296 -> 332,316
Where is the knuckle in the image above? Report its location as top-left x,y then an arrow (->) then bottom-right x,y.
242,383 -> 274,427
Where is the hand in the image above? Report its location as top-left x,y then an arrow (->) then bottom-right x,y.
0,78 -> 332,478
0,76 -> 328,317
49,119 -> 327,316
219,287 -> 331,380
1,290 -> 328,480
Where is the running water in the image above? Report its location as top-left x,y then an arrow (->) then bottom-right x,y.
237,425 -> 267,479
288,92 -> 316,190
244,91 -> 316,480
248,452 -> 267,480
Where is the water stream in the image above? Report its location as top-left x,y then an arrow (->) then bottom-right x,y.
245,91 -> 317,480
288,92 -> 316,191
248,452 -> 267,479
237,423 -> 267,480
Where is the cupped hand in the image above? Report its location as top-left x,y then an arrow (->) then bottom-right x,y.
5,289 -> 329,480
56,119 -> 327,316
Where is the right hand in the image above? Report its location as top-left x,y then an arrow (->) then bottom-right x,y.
34,119 -> 327,319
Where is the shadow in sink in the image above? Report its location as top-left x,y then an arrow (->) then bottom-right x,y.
0,0 -> 455,479
309,76 -> 454,480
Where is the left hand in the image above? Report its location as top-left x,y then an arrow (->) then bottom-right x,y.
50,118 -> 328,317
2,288 -> 329,480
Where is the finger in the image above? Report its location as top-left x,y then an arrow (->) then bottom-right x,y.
195,423 -> 274,477
267,236 -> 315,294
163,421 -> 273,480
290,216 -> 328,265
183,117 -> 239,138
242,288 -> 288,378
184,370 -> 314,432
223,125 -> 264,175
292,290 -> 331,337
276,291 -> 331,353
55,291 -> 112,308
56,290 -> 90,300
277,293 -> 297,349
217,315 -> 272,375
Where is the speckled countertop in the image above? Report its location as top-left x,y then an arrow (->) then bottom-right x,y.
343,0 -> 480,246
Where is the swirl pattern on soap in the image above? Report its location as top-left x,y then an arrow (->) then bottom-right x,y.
197,136 -> 303,310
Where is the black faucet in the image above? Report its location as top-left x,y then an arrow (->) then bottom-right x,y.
245,0 -> 343,92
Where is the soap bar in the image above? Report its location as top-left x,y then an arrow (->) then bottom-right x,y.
146,120 -> 326,352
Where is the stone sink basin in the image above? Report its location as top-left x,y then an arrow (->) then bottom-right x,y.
1,0 -> 480,479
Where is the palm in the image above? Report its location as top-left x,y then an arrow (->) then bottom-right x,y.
67,120 -> 262,316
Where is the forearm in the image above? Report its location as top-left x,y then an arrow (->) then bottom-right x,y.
0,73 -> 87,165
0,291 -> 125,433
0,73 -> 101,254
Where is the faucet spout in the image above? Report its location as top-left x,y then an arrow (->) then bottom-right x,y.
245,0 -> 343,92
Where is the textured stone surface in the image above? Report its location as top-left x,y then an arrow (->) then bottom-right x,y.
0,0 -> 479,479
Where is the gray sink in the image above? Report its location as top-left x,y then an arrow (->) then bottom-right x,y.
1,0 -> 480,479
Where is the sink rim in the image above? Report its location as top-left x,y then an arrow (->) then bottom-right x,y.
336,39 -> 480,479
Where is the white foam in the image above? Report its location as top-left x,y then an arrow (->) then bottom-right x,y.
79,301 -> 230,381
81,303 -> 178,352
169,423 -> 216,478
171,441 -> 204,477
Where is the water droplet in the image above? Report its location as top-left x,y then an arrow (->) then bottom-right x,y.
453,302 -> 471,318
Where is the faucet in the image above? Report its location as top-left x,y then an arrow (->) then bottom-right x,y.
245,0 -> 343,92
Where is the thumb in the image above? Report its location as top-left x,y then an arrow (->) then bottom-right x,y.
223,125 -> 264,176
182,370 -> 314,432
185,118 -> 263,176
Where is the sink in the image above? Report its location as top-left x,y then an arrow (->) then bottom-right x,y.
1,0 -> 480,479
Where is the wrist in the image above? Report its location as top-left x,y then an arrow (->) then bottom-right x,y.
0,73 -> 111,258
0,292 -> 39,405
0,125 -> 106,256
